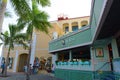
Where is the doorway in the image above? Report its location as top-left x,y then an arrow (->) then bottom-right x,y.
18,54 -> 28,72
108,44 -> 113,71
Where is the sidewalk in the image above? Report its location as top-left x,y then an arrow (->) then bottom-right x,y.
0,70 -> 61,80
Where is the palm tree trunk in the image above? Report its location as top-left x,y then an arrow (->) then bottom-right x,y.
26,33 -> 33,80
3,46 -> 10,76
0,0 -> 7,33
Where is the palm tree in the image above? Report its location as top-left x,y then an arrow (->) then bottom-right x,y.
4,10 -> 12,18
0,0 -> 31,33
0,0 -> 50,33
17,1 -> 51,80
0,24 -> 28,76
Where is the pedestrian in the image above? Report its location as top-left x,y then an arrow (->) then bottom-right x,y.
24,64 -> 27,73
51,64 -> 55,73
1,61 -> 5,74
33,62 -> 36,74
29,64 -> 32,75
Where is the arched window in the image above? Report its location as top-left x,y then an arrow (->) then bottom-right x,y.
72,22 -> 78,32
63,23 -> 69,33
81,20 -> 88,27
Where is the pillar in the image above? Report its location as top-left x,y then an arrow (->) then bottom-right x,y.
69,50 -> 72,61
52,53 -> 58,65
111,38 -> 119,59
90,47 -> 95,71
69,22 -> 72,32
78,21 -> 81,29
30,33 -> 36,66
13,50 -> 19,72
0,45 -> 3,66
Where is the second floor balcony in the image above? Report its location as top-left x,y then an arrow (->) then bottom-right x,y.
49,26 -> 92,53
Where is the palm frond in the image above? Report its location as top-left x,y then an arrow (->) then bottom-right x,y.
27,23 -> 33,35
14,33 -> 28,41
15,40 -> 29,49
17,18 -> 29,32
31,10 -> 52,33
4,10 -> 12,18
35,0 -> 51,7
1,31 -> 9,37
0,43 -> 3,47
0,36 -> 4,42
10,0 -> 31,20
9,24 -> 17,37
1,31 -> 9,46
1,24 -> 29,51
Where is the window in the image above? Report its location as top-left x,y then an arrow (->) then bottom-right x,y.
81,20 -> 88,27
65,27 -> 69,33
81,25 -> 87,27
72,48 -> 91,61
63,23 -> 69,33
72,22 -> 78,31
72,26 -> 78,32
58,51 -> 69,61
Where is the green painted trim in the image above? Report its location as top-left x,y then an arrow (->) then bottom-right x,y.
113,58 -> 120,61
55,69 -> 94,80
49,27 -> 92,52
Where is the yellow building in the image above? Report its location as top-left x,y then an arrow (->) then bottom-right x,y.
1,16 -> 89,72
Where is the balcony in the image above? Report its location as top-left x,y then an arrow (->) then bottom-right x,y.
49,26 -> 92,52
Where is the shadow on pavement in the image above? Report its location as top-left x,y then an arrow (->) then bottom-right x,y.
0,70 -> 62,80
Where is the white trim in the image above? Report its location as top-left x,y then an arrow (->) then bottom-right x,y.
49,41 -> 92,53
3,50 -> 29,53
89,0 -> 95,26
92,0 -> 108,42
3,48 -> 49,53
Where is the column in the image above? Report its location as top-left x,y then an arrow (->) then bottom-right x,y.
0,45 -> 3,66
52,53 -> 58,65
13,50 -> 19,72
111,38 -> 119,59
78,21 -> 81,29
90,47 -> 95,71
69,50 -> 72,61
30,33 -> 36,66
69,22 -> 72,32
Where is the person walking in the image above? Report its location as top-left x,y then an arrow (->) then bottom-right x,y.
24,64 -> 27,73
1,61 -> 5,74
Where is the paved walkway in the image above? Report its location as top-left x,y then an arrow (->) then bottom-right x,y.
0,70 -> 62,80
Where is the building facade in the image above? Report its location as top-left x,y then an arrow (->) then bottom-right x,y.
49,0 -> 120,80
1,16 -> 90,72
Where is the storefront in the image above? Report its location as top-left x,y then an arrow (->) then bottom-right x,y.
49,0 -> 120,80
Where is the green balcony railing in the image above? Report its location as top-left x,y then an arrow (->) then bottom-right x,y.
49,26 -> 92,52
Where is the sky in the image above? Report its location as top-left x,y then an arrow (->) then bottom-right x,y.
0,0 -> 92,57
2,0 -> 92,32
